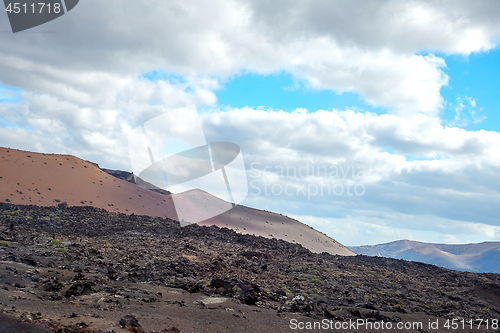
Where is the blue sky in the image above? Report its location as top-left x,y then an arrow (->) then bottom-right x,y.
8,48 -> 500,132
138,48 -> 500,136
0,85 -> 21,104
216,71 -> 387,114
216,49 -> 500,133
440,49 -> 500,131
1,0 -> 500,246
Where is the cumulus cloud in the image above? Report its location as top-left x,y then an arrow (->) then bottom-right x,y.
293,212 -> 500,246
200,108 -> 500,229
1,0 -> 500,114
0,73 -> 218,168
1,0 -> 500,244
247,0 -> 500,55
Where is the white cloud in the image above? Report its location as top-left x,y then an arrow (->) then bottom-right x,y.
4,95 -> 500,243
247,0 -> 500,55
292,212 -> 500,246
1,0 -> 500,115
201,107 -> 500,230
447,95 -> 486,127
0,73 -> 218,168
1,0 -> 500,245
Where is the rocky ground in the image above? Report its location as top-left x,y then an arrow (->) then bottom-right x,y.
0,202 -> 499,332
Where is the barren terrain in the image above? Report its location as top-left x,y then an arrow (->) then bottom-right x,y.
0,203 -> 499,332
0,147 -> 352,256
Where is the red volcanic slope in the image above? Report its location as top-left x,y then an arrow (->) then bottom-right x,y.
184,189 -> 355,256
0,147 -> 178,219
0,147 -> 355,256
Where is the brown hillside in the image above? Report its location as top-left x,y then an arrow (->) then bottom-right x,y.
0,147 -> 354,256
0,147 -> 178,219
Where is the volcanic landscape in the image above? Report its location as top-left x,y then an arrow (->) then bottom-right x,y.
0,147 -> 499,332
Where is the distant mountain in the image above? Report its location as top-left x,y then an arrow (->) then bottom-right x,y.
0,147 -> 355,256
350,240 -> 500,273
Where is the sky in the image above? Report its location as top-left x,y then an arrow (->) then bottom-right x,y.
1,0 -> 500,246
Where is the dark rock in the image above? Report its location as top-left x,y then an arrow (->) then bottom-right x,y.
159,328 -> 180,333
65,281 -> 94,297
362,303 -> 378,310
232,283 -> 261,305
45,292 -> 62,301
106,267 -> 118,280
119,314 -> 142,332
187,284 -> 202,293
1,201 -> 500,325
20,256 -> 38,266
276,289 -> 287,297
20,312 -> 43,322
42,277 -> 62,292
57,202 -> 68,209
210,278 -> 235,295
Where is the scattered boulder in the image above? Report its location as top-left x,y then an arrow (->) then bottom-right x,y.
106,267 -> 118,280
119,314 -> 142,332
232,283 -> 261,305
65,280 -> 94,297
159,328 -> 180,333
42,277 -> 62,292
71,272 -> 85,281
1,201 -> 499,329
20,312 -> 43,322
210,278 -> 235,295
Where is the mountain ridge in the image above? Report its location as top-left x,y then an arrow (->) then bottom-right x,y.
350,239 -> 500,273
